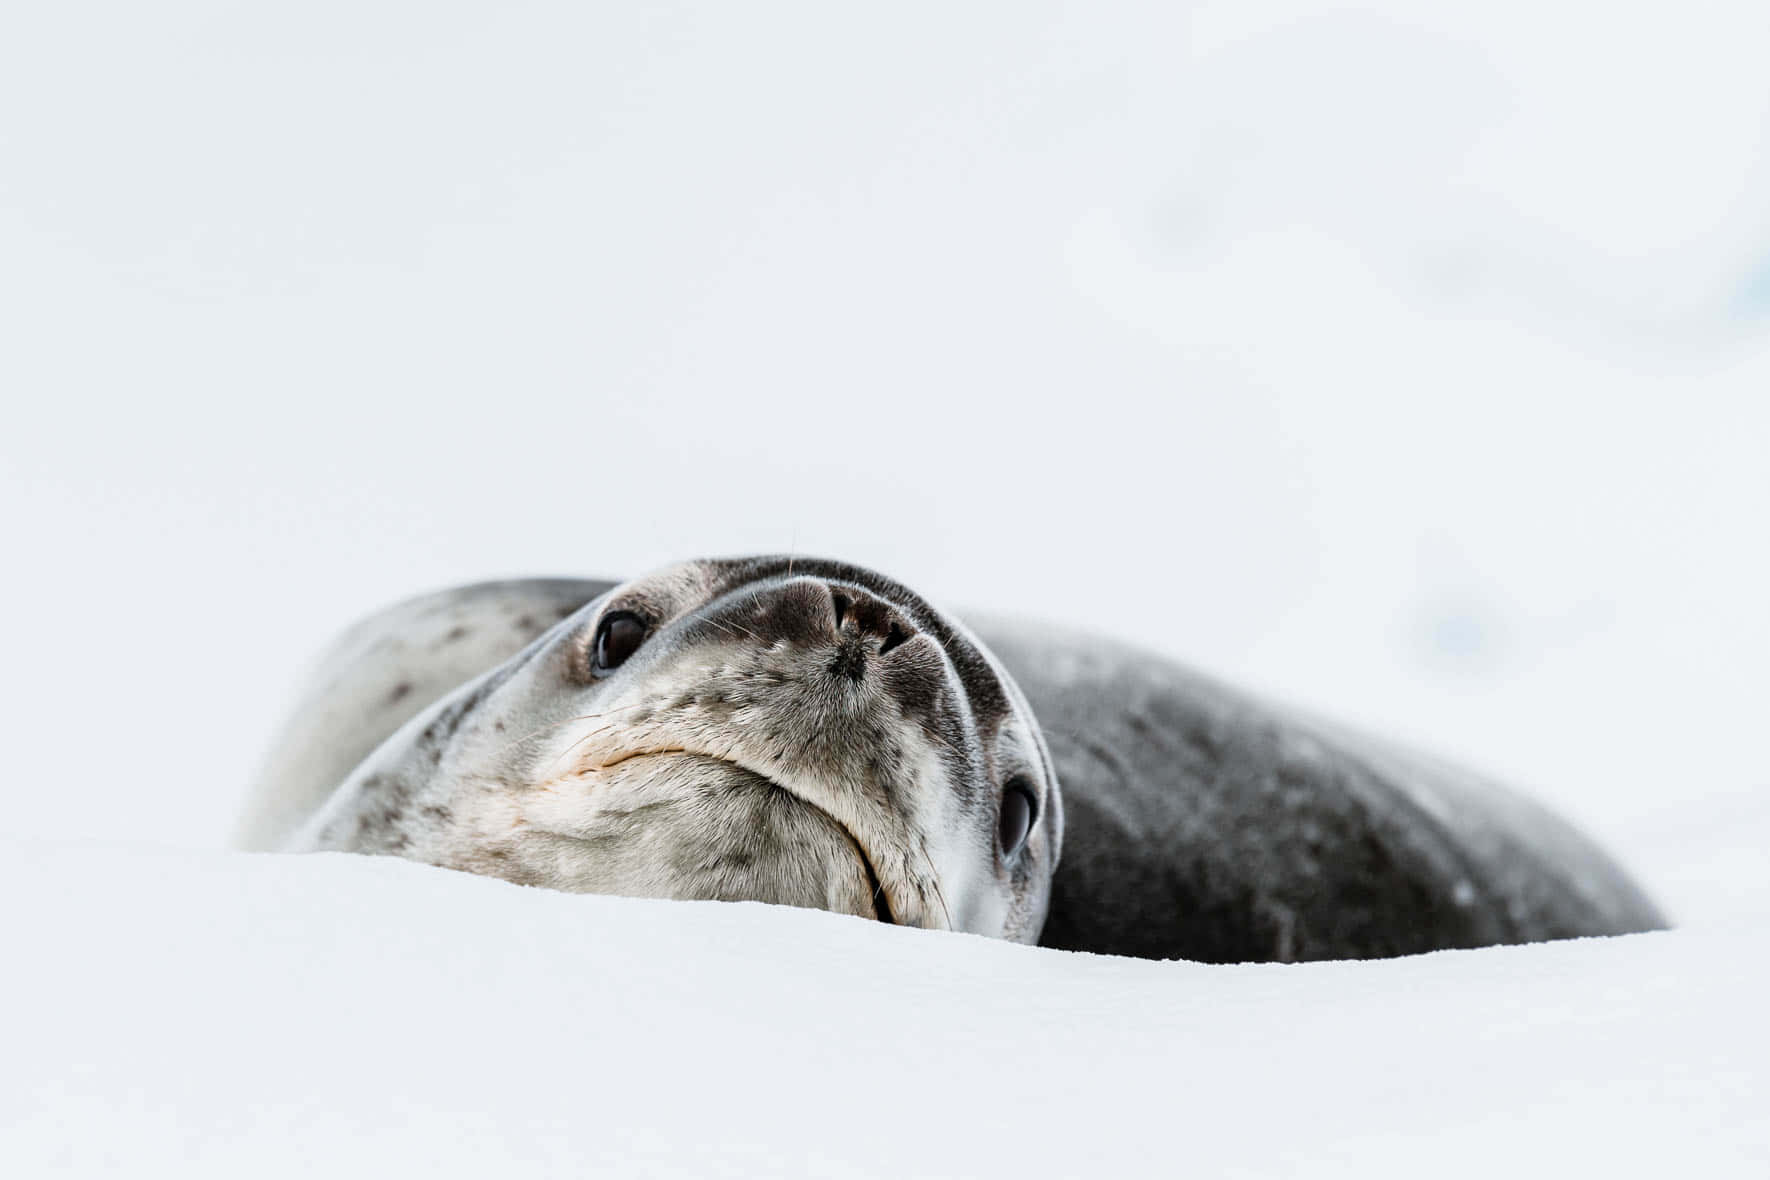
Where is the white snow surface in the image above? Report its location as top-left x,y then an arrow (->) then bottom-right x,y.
4,1 -> 1770,1173
5,839 -> 1765,1178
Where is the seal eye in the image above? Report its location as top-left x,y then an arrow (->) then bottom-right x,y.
998,779 -> 1037,859
592,611 -> 647,674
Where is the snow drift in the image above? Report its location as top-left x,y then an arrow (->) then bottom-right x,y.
4,839 -> 1763,1177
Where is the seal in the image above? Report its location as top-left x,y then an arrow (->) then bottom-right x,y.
238,556 -> 1667,960
242,559 -> 1060,941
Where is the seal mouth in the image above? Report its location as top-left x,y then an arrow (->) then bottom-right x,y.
595,748 -> 898,925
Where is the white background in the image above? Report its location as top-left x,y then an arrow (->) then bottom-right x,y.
4,1 -> 1768,926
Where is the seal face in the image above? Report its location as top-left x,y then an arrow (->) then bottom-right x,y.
286,558 -> 1062,943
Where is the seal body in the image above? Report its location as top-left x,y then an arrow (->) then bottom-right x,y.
239,561 -> 1666,961
975,625 -> 1666,961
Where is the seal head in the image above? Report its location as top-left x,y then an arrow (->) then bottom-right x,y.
292,557 -> 1062,942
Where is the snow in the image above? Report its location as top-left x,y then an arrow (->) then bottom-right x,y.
3,0 -> 1769,1173
6,839 -> 1766,1177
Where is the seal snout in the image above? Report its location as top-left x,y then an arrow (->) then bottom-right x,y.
735,577 -> 921,685
825,583 -> 915,682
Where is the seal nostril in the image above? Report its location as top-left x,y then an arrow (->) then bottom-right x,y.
819,581 -> 913,669
878,621 -> 909,657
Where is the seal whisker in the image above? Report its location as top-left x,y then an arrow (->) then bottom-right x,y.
697,611 -> 763,646
499,702 -> 653,758
725,617 -> 764,644
550,718 -> 639,769
912,840 -> 954,931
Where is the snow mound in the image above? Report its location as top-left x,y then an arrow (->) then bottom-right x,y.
4,840 -> 1764,1177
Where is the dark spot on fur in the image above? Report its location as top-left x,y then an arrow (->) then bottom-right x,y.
513,614 -> 537,631
356,773 -> 412,811
352,798 -> 411,852
387,681 -> 413,704
441,625 -> 469,644
422,671 -> 503,749
420,804 -> 454,824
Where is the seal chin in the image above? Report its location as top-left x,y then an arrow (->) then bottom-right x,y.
595,750 -> 897,925
502,751 -> 899,925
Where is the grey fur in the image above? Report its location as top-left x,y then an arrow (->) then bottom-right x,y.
236,580 -> 605,851
240,558 -> 1666,961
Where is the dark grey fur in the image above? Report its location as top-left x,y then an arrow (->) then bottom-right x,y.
976,625 -> 1666,961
